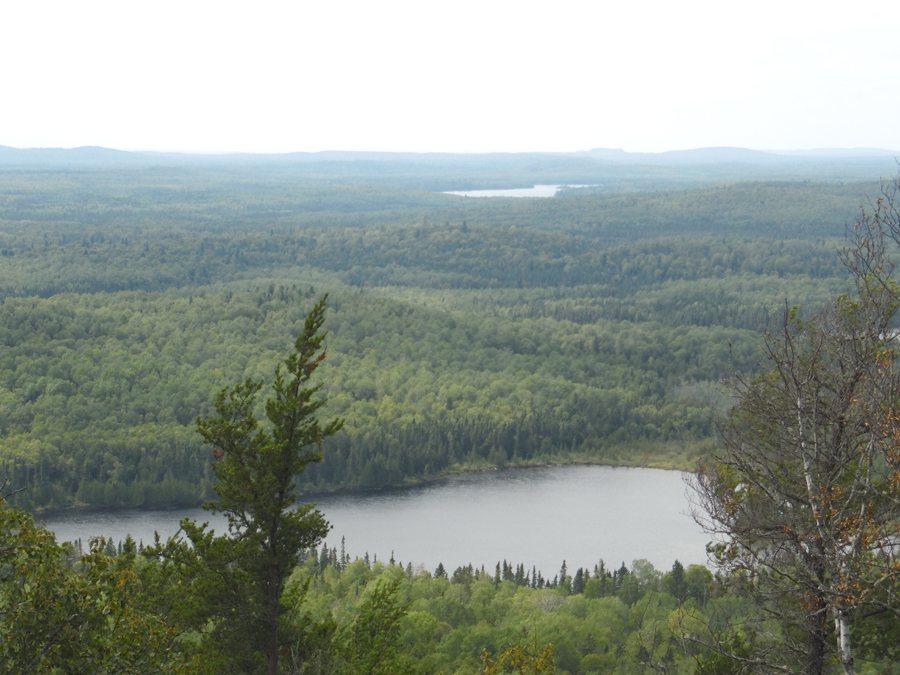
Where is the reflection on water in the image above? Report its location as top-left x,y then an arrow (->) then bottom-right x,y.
41,465 -> 709,574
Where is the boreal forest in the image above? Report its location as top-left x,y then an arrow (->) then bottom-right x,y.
0,150 -> 893,510
3,148 -> 900,675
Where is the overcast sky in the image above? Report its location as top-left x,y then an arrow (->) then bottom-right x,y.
1,0 -> 897,154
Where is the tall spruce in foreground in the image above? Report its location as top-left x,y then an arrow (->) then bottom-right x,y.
148,296 -> 343,675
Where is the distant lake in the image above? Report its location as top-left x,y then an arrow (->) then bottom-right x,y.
41,465 -> 710,575
443,184 -> 594,198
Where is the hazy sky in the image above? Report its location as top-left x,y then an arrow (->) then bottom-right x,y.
1,0 -> 897,154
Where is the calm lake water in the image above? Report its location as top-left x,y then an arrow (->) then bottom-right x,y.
41,465 -> 710,575
443,185 -> 593,198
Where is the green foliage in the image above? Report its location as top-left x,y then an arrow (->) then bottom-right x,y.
3,162 -> 899,672
694,178 -> 900,675
281,554 -> 749,675
0,167 -> 889,510
482,642 -> 556,674
0,490 -> 192,674
145,297 -> 342,675
693,633 -> 755,675
334,574 -> 413,675
0,287 -> 751,509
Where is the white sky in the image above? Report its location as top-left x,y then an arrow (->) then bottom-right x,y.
1,0 -> 897,154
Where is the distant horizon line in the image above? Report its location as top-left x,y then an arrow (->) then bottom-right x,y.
1,143 -> 898,158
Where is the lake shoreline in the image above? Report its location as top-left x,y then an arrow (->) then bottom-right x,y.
30,453 -> 698,518
39,463 -> 710,570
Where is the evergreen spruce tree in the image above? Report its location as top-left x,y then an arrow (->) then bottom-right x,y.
572,567 -> 586,594
615,562 -> 628,591
665,560 -> 686,602
146,296 -> 343,675
514,563 -> 525,586
558,560 -> 569,593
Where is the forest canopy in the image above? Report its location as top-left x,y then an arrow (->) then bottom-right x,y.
0,156 -> 892,510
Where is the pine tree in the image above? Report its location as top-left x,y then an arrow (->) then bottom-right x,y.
666,560 -> 686,601
147,296 -> 343,675
572,567 -> 586,595
514,563 -> 525,586
558,560 -> 569,593
615,562 -> 628,591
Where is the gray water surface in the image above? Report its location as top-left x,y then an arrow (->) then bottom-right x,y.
41,465 -> 709,574
442,184 -> 593,198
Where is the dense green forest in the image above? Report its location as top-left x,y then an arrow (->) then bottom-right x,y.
0,155 -> 894,510
0,491 -> 762,675
35,527 -> 754,675
11,522 -> 900,674
276,549 -> 899,675
5,155 -> 900,675
0,287 -> 753,509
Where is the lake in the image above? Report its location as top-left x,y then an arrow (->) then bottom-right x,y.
40,465 -> 710,576
443,184 -> 594,198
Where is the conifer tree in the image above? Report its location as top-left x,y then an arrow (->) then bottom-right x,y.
146,296 -> 342,675
572,568 -> 586,595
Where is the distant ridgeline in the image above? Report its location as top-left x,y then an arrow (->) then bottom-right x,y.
0,153 -> 889,509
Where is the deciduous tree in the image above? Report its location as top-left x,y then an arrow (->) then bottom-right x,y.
692,177 -> 900,675
0,481 -> 191,675
334,574 -> 413,675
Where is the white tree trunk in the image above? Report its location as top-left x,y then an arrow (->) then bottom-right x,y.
834,607 -> 855,675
